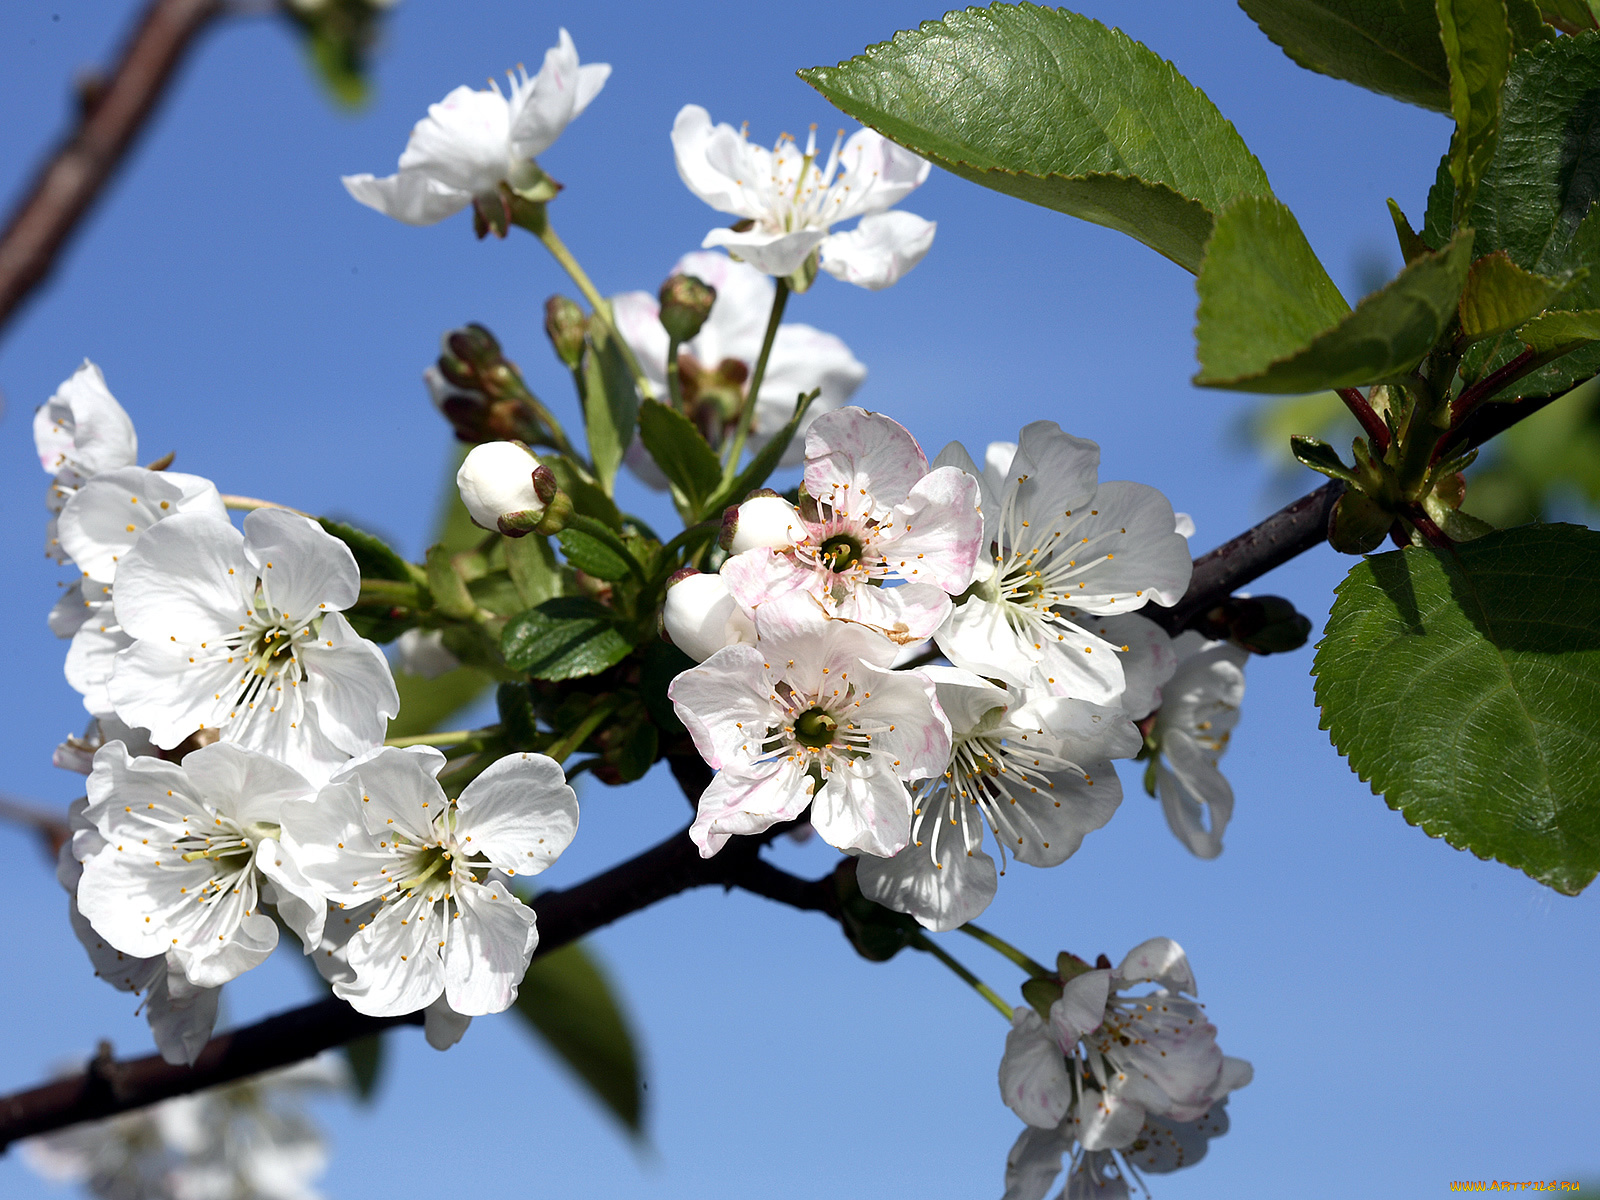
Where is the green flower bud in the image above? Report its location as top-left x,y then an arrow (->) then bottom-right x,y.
1328,489 -> 1394,555
658,273 -> 717,343
543,296 -> 587,369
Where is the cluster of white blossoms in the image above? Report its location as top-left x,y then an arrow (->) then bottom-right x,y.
36,362 -> 579,1064
22,1055 -> 348,1200
655,402 -> 1236,932
998,939 -> 1252,1199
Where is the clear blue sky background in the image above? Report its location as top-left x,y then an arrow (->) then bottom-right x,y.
0,2 -> 1595,1197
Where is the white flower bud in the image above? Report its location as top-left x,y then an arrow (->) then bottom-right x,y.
663,571 -> 755,662
456,442 -> 547,531
723,494 -> 803,554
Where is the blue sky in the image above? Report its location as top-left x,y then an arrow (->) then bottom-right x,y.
0,2 -> 1594,1196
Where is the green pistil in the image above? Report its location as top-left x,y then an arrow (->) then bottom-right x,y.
794,707 -> 838,749
819,534 -> 863,573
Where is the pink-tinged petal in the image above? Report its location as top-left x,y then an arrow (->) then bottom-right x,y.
509,29 -> 608,158
397,85 -> 510,193
833,580 -> 950,644
689,758 -> 812,857
112,512 -> 245,642
1002,1125 -> 1071,1200
819,211 -> 936,289
443,880 -> 539,1016
455,752 -> 578,877
342,170 -> 472,226
884,466 -> 984,593
1157,741 -> 1232,860
1058,481 -> 1193,612
999,1008 -> 1073,1128
1008,422 -> 1101,522
1116,937 -> 1197,995
851,661 -> 951,780
931,439 -> 1000,547
803,406 -> 928,512
720,548 -> 814,613
1052,969 -> 1111,1043
300,611 -> 400,755
701,225 -> 829,276
1073,1086 -> 1147,1152
808,761 -> 911,857
668,644 -> 773,769
856,829 -> 997,932
243,509 -> 361,619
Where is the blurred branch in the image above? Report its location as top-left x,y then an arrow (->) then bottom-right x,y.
0,0 -> 224,336
0,794 -> 72,860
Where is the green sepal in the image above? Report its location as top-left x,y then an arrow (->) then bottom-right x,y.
1021,976 -> 1065,1020
1327,489 -> 1394,554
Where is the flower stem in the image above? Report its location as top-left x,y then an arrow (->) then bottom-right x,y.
356,578 -> 424,609
666,336 -> 684,411
720,278 -> 789,477
957,923 -> 1053,978
384,729 -> 479,749
545,697 -> 620,764
221,494 -> 310,517
524,215 -> 656,403
910,932 -> 1014,1021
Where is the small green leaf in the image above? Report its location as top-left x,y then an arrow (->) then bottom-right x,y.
513,941 -> 645,1134
1538,0 -> 1599,33
343,1033 -> 385,1102
1437,0 -> 1512,224
557,529 -> 634,582
319,517 -> 414,583
1389,198 -> 1431,264
538,454 -> 622,531
1459,251 -> 1572,340
1237,0 -> 1453,111
703,390 -> 817,516
425,545 -> 476,619
1290,434 -> 1361,483
504,532 -> 564,608
581,321 -> 639,496
801,4 -> 1272,273
1197,196 -> 1474,392
1313,524 -> 1600,894
502,597 -> 632,680
1505,0 -> 1559,45
1519,309 -> 1600,351
637,400 -> 722,518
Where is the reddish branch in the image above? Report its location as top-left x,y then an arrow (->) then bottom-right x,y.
0,0 -> 222,333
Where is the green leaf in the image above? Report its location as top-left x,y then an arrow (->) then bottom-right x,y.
581,322 -> 639,496
502,597 -> 632,680
512,941 -> 645,1134
1538,0 -> 1599,34
1437,0 -> 1512,225
425,545 -> 476,619
1389,198 -> 1431,264
1459,251 -> 1572,340
639,640 -> 692,736
637,400 -> 722,518
318,517 -> 415,583
1237,0 -> 1453,111
1519,308 -> 1600,350
801,4 -> 1272,273
1313,524 -> 1600,894
386,663 -> 494,741
343,1033 -> 385,1102
1196,197 -> 1476,393
703,390 -> 817,515
557,529 -> 634,582
1505,0 -> 1559,45
538,454 -> 622,531
504,532 -> 564,608
1290,434 -> 1362,483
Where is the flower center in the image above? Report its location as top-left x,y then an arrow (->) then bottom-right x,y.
793,706 -> 838,749
818,534 -> 864,573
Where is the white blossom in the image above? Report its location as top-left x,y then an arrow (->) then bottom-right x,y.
1002,1102 -> 1236,1200
720,407 -> 984,645
934,425 -> 1192,705
998,938 -> 1251,1146
35,361 -> 139,564
343,31 -> 608,226
278,746 -> 577,1018
58,798 -> 219,1066
106,507 -> 399,783
75,741 -> 325,989
1145,634 -> 1248,859
672,107 -> 935,288
612,250 -> 866,479
669,592 -> 951,858
661,571 -> 755,663
856,666 -> 1137,931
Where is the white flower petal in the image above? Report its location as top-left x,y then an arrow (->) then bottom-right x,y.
701,225 -> 829,276
999,1008 -> 1074,1128
1002,1124 -> 1071,1200
57,467 -> 224,583
689,758 -> 814,857
454,752 -> 577,878
1116,937 -> 1197,995
804,406 -> 929,513
423,995 -> 473,1050
443,880 -> 538,1016
668,644 -> 774,769
1052,969 -> 1111,1044
341,170 -> 472,226
855,831 -> 997,932
299,611 -> 399,757
808,762 -> 912,858
33,360 -> 138,479
819,210 -> 936,289
111,511 -> 247,643
243,508 -> 361,619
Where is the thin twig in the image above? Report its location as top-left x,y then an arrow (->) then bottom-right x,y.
0,795 -> 72,859
1336,387 -> 1390,453
0,0 -> 224,335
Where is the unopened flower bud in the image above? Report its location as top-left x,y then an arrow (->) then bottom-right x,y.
457,441 -> 551,533
1327,488 -> 1392,555
662,570 -> 755,662
719,492 -> 802,554
658,273 -> 716,343
544,296 -> 587,368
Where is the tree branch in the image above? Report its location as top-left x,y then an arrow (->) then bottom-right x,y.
0,0 -> 223,335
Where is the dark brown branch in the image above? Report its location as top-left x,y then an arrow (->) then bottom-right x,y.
0,0 -> 223,334
0,822 -> 828,1148
0,795 -> 72,860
